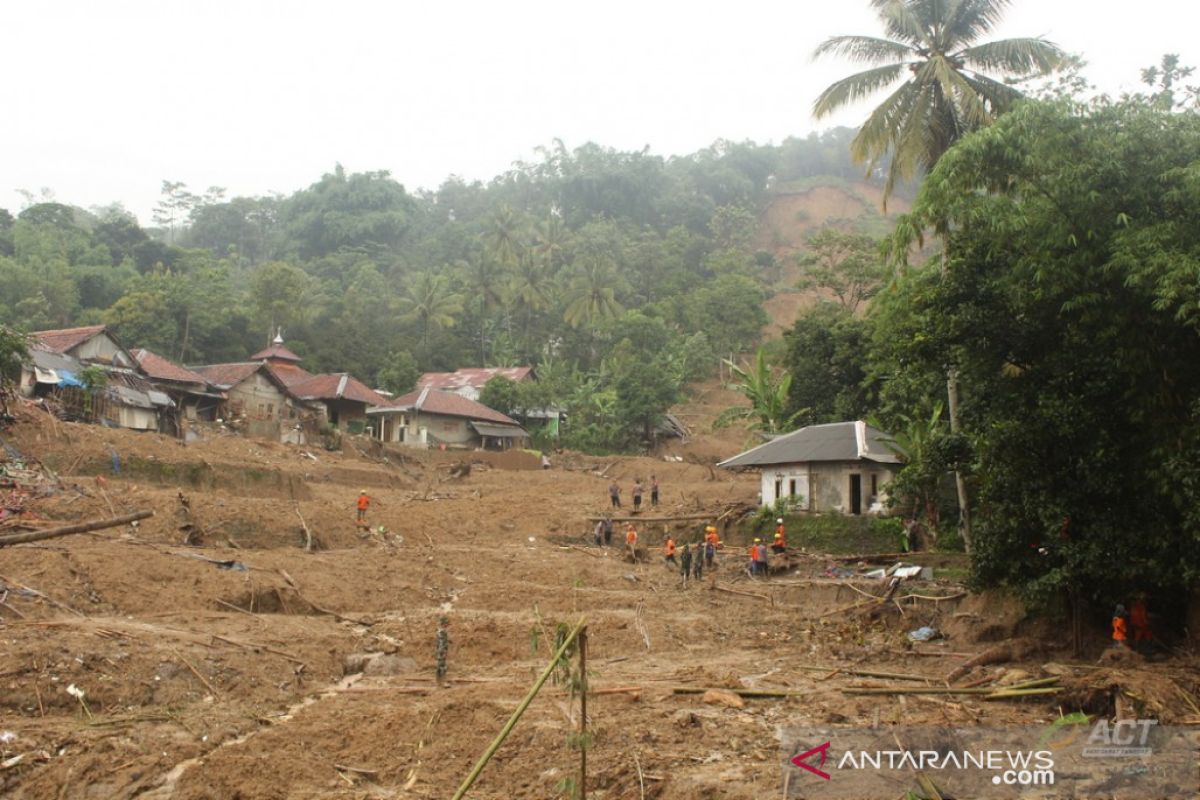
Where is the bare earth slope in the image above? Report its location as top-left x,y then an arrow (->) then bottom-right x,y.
3,400 -> 1195,799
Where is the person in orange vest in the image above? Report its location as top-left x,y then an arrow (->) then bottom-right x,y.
1130,596 -> 1151,648
625,524 -> 639,561
356,490 -> 370,523
772,519 -> 787,553
663,535 -> 677,566
748,538 -> 762,576
1112,604 -> 1128,647
704,525 -> 718,568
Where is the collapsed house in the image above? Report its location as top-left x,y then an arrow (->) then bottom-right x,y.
20,326 -> 175,433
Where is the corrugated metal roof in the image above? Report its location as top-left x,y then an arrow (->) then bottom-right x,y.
470,421 -> 530,438
190,362 -> 264,389
417,366 -> 533,392
249,343 -> 303,362
289,373 -> 388,406
718,421 -> 902,468
369,389 -> 519,426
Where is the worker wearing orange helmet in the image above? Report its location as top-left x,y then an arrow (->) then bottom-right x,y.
356,490 -> 370,522
625,524 -> 639,562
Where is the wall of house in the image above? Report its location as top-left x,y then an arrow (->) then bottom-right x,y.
371,411 -> 480,448
760,461 -> 898,514
418,412 -> 477,446
71,334 -> 132,367
115,404 -> 157,431
227,374 -> 287,420
324,400 -> 367,433
759,466 -> 811,511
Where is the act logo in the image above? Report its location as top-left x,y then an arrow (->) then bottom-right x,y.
791,741 -> 832,780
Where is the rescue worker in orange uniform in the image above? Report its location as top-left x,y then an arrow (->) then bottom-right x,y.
772,522 -> 786,554
356,490 -> 370,523
625,524 -> 639,562
664,535 -> 677,566
1112,604 -> 1128,647
704,525 -> 719,568
748,538 -> 762,576
1130,596 -> 1151,647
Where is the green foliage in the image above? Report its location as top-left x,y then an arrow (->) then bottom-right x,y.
796,226 -> 885,313
376,350 -> 419,395
879,89 -> 1200,605
715,349 -> 802,436
812,0 -> 1063,203
0,324 -> 30,384
478,375 -> 521,416
783,304 -> 871,425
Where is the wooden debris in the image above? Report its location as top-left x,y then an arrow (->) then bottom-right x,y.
0,510 -> 154,547
672,687 -> 807,698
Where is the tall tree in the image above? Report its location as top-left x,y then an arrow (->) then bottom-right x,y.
398,270 -> 464,356
812,0 -> 1063,203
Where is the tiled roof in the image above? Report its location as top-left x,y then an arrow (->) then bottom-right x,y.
289,373 -> 388,406
190,362 -> 264,390
265,362 -> 314,387
718,421 -> 903,469
377,388 -> 520,425
131,349 -> 210,386
32,325 -> 108,354
250,343 -> 303,362
417,366 -> 533,391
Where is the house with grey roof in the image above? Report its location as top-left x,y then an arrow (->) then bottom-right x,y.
718,420 -> 902,515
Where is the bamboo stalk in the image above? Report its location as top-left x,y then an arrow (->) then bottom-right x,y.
451,616 -> 587,800
172,648 -> 218,696
671,687 -> 807,698
795,665 -> 930,682
982,688 -> 1062,699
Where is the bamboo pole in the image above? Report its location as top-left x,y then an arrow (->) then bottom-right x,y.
451,616 -> 587,800
0,510 -> 153,547
794,665 -> 930,682
579,628 -> 588,800
671,687 -> 808,698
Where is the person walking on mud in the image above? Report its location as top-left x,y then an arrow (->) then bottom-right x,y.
692,540 -> 704,581
602,516 -> 614,547
650,475 -> 660,508
680,543 -> 693,587
608,480 -> 621,509
436,616 -> 450,686
664,535 -> 677,566
625,523 -> 639,562
356,490 -> 370,523
632,478 -> 644,512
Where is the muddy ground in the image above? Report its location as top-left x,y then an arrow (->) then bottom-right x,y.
2,403 -> 1198,799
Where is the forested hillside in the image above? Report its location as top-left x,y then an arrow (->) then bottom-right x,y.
0,129 -> 900,451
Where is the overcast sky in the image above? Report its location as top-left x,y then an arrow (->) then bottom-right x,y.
4,1 -> 1197,223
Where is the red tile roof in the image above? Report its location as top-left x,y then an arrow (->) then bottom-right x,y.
32,325 -> 108,354
131,348 -> 210,386
190,362 -> 265,389
265,362 -> 314,387
417,366 -> 533,391
383,388 -> 520,425
289,373 -> 388,406
250,343 -> 303,362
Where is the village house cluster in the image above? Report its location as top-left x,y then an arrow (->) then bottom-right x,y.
16,325 -> 531,450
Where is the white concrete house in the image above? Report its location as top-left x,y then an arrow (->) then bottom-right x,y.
718,420 -> 902,515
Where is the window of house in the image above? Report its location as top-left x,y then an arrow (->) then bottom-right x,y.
774,479 -> 783,501
789,478 -> 797,496
267,403 -> 274,416
443,421 -> 458,432
871,473 -> 879,496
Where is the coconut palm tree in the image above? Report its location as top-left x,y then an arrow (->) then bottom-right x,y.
398,270 -> 464,355
562,256 -> 622,330
813,0 -> 1063,203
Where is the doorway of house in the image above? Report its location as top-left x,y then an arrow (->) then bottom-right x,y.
849,474 -> 862,515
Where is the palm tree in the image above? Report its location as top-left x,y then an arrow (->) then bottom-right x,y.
813,0 -> 1063,203
714,349 -> 805,437
562,256 -> 622,330
398,270 -> 464,354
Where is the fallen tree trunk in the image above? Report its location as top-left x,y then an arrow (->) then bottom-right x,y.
0,511 -> 153,547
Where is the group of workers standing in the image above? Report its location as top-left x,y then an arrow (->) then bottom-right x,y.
1112,595 -> 1155,651
663,524 -> 722,586
607,477 -> 660,511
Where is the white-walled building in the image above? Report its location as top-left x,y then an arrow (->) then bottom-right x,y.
718,420 -> 902,515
